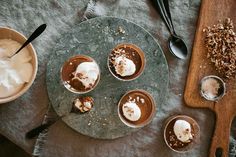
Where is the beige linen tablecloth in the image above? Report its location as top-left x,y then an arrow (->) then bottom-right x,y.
0,0 -> 235,157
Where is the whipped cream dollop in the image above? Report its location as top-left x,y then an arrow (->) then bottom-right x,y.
0,39 -> 33,98
122,101 -> 141,121
173,120 -> 193,143
74,61 -> 99,89
114,56 -> 136,77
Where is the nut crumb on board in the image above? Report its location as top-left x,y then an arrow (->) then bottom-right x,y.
203,18 -> 236,79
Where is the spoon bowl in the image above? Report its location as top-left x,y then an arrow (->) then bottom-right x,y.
168,35 -> 188,59
152,0 -> 188,59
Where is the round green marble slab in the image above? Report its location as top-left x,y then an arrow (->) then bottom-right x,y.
47,17 -> 169,139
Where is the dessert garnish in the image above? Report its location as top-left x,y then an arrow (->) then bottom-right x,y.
108,44 -> 145,81
110,47 -> 136,77
71,61 -> 99,89
61,55 -> 100,93
173,120 -> 193,143
114,55 -> 136,77
203,18 -> 236,78
73,96 -> 94,113
164,115 -> 199,152
166,119 -> 194,149
122,101 -> 141,121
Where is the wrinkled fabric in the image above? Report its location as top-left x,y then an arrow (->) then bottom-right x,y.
0,0 -> 235,157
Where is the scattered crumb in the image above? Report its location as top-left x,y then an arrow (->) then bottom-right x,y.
118,26 -> 125,34
140,98 -> 145,104
128,96 -> 132,101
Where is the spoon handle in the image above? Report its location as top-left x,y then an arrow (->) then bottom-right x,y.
162,0 -> 177,35
11,24 -> 47,58
26,116 -> 62,139
158,0 -> 176,35
25,122 -> 52,139
153,0 -> 173,34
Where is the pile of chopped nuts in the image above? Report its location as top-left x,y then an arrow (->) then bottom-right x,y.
203,18 -> 236,78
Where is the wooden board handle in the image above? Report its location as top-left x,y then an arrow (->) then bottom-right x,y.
209,110 -> 232,157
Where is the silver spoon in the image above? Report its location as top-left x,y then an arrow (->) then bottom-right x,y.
26,97 -> 94,139
26,108 -> 75,139
9,24 -> 47,58
153,0 -> 188,59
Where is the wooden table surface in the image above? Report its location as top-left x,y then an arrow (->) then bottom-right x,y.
0,0 -> 235,157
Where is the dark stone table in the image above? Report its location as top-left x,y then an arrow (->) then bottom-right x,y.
0,0 -> 235,157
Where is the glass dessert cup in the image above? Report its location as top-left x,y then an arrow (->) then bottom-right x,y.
118,89 -> 156,128
163,115 -> 200,153
60,54 -> 100,94
200,75 -> 226,101
107,43 -> 146,81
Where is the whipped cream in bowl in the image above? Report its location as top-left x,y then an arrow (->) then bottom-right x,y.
0,27 -> 37,103
61,55 -> 100,94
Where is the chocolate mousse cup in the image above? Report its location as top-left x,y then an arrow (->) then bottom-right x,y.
163,115 -> 200,153
108,43 -> 146,81
61,55 -> 100,94
118,89 -> 156,128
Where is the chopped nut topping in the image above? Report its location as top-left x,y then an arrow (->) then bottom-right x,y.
203,18 -> 236,78
136,96 -> 140,102
140,98 -> 145,104
128,96 -> 132,101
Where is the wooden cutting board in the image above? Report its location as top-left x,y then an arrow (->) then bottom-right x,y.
184,0 -> 236,157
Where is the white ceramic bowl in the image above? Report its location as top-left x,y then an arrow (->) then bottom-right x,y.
0,27 -> 38,103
